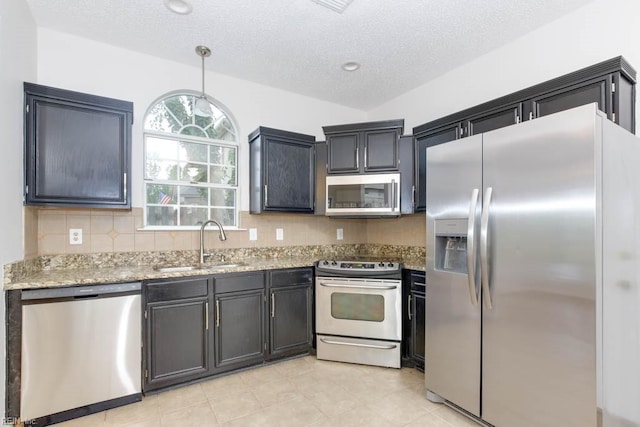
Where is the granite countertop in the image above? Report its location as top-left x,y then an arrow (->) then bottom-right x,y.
4,257 -> 321,291
4,244 -> 426,291
6,257 -> 425,290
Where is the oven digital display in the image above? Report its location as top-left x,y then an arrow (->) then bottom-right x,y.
340,263 -> 375,269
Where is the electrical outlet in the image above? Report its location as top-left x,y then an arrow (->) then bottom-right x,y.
69,228 -> 83,245
337,228 -> 344,240
249,228 -> 258,241
276,228 -> 284,241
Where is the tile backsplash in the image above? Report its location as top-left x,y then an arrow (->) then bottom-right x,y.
29,207 -> 426,256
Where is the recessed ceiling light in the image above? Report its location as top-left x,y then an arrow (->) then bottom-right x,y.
342,61 -> 360,72
311,0 -> 355,14
163,0 -> 193,15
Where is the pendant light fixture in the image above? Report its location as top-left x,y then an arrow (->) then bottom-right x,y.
194,45 -> 213,117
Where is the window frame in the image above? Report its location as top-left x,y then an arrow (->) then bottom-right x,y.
142,91 -> 241,230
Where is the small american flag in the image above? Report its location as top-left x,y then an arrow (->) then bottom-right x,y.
158,190 -> 172,204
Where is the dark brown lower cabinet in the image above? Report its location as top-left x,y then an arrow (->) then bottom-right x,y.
403,270 -> 426,370
268,268 -> 313,359
143,277 -> 214,391
144,269 -> 314,392
214,289 -> 266,370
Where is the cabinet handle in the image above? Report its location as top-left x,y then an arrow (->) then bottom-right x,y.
355,146 -> 359,169
408,295 -> 412,320
205,302 -> 209,330
411,185 -> 416,208
264,185 -> 268,207
215,300 -> 220,327
123,173 -> 127,202
364,147 -> 368,169
271,293 -> 275,318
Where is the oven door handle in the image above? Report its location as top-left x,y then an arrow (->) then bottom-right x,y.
319,282 -> 398,290
320,338 -> 398,350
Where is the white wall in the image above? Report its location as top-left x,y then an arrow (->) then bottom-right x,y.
369,0 -> 640,132
0,0 -> 37,418
35,29 -> 367,212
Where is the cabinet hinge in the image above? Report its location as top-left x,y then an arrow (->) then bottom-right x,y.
612,82 -> 616,93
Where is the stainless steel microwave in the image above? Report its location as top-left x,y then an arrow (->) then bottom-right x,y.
325,173 -> 400,217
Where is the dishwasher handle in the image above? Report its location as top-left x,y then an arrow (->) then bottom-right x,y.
21,282 -> 141,301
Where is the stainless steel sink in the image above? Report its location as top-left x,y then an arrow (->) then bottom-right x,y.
154,265 -> 203,273
153,263 -> 245,273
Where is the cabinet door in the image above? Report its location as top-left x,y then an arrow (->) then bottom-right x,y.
215,289 -> 265,369
363,129 -> 400,172
24,83 -> 132,209
327,133 -> 360,173
145,297 -> 211,390
269,284 -> 312,357
529,76 -> 611,121
410,291 -> 426,369
264,137 -> 314,212
414,123 -> 460,212
467,103 -> 522,136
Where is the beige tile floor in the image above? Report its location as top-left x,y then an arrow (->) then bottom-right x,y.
57,356 -> 478,427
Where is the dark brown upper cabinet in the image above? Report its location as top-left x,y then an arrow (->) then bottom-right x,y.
249,127 -> 316,214
323,119 -> 404,174
24,83 -> 133,209
411,56 -> 636,213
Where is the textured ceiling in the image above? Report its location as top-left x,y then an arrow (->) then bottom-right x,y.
25,0 -> 595,110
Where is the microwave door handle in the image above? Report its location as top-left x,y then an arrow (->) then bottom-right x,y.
391,179 -> 397,212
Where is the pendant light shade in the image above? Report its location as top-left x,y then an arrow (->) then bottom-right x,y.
194,45 -> 213,117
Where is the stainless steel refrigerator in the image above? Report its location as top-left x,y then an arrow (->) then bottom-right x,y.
425,104 -> 640,427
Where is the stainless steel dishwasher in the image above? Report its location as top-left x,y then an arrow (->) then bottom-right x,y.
21,282 -> 142,422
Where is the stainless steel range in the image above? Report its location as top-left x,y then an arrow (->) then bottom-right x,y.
315,259 -> 402,368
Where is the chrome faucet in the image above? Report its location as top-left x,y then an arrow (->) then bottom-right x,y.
200,219 -> 227,264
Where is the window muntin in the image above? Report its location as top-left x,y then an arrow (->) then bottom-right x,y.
143,94 -> 238,228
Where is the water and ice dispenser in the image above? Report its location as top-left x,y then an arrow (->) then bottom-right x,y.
434,219 -> 468,274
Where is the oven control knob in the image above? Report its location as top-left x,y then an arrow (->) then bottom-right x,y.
387,263 -> 394,268
331,261 -> 337,266
322,260 -> 329,266
378,262 -> 385,267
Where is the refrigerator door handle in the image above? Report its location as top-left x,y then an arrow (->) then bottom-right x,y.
466,188 -> 480,306
481,186 -> 493,309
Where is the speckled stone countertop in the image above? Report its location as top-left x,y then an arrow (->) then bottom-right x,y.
4,244 -> 426,290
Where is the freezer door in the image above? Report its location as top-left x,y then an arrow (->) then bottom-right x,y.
426,134 -> 482,416
481,106 -> 597,427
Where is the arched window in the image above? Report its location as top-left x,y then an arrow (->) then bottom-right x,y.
143,93 -> 239,228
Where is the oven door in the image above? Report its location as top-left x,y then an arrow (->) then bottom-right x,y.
315,276 -> 402,341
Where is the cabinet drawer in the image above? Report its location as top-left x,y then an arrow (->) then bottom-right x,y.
269,268 -> 313,288
214,272 -> 265,294
410,272 -> 426,293
146,277 -> 209,303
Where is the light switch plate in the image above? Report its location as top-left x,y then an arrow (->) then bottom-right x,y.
337,228 -> 344,240
249,228 -> 258,241
69,228 -> 82,245
276,228 -> 284,241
